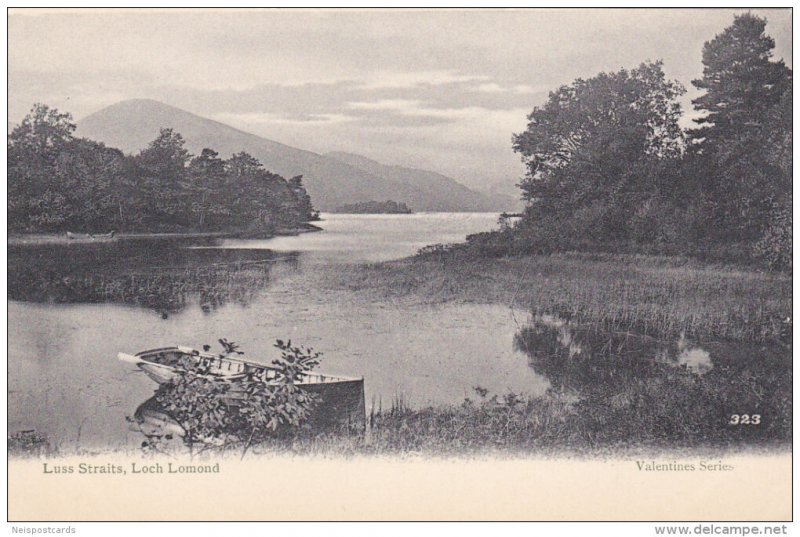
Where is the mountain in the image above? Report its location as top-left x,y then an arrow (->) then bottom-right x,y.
325,152 -> 518,212
76,99 -> 514,212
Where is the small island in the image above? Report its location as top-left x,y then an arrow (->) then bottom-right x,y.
334,200 -> 413,214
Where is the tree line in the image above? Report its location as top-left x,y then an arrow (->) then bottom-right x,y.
478,13 -> 791,270
334,200 -> 413,214
8,108 -> 317,234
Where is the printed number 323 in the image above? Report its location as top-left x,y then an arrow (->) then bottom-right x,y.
730,414 -> 760,425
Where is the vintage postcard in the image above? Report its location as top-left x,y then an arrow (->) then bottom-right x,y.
6,7 -> 792,524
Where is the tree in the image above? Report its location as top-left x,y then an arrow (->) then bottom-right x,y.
235,339 -> 321,457
8,105 -> 318,235
186,148 -> 228,228
8,104 -> 78,230
752,81 -> 792,270
9,103 -> 76,157
135,128 -> 191,174
222,152 -> 265,226
689,13 -> 792,244
691,13 -> 791,147
133,128 -> 192,227
288,175 -> 316,221
153,360 -> 235,453
225,151 -> 263,179
512,61 -> 685,242
52,138 -> 130,231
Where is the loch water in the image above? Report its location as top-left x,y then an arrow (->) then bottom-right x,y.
9,213 -> 549,449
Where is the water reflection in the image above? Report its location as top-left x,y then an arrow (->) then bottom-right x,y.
10,214 -> 528,450
8,240 -> 297,317
669,335 -> 713,375
513,313 -> 714,394
514,314 -> 791,445
127,395 -> 185,451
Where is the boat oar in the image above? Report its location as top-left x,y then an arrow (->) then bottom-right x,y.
118,353 -> 143,365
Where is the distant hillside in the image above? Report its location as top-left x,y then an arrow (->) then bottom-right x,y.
76,99 -> 513,212
326,152 -> 517,212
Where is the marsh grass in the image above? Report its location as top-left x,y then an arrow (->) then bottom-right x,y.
242,375 -> 790,457
233,327 -> 791,457
8,240 -> 290,316
69,260 -> 276,315
8,430 -> 55,457
332,251 -> 791,344
265,250 -> 792,456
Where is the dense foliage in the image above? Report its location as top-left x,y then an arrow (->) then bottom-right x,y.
484,14 -> 792,270
147,340 -> 321,455
8,111 -> 317,234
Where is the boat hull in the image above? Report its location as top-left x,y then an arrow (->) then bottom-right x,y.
120,347 -> 366,432
132,378 -> 367,437
138,363 -> 181,385
301,378 -> 366,432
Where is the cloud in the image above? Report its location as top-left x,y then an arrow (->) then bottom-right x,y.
345,99 -> 528,129
346,99 -> 523,121
344,99 -> 461,126
475,82 -> 540,94
347,99 -> 425,111
512,84 -> 538,94
358,70 -> 490,90
215,111 -> 357,126
8,8 -> 791,189
476,83 -> 505,93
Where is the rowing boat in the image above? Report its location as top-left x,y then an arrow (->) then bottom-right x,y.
66,230 -> 117,240
119,346 -> 366,430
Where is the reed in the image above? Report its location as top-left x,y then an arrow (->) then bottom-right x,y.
258,366 -> 791,456
331,251 -> 791,344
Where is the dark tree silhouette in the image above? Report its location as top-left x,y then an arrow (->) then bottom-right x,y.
8,108 -> 318,234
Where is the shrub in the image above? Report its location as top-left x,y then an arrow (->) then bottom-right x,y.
151,339 -> 321,456
753,201 -> 792,272
8,430 -> 54,457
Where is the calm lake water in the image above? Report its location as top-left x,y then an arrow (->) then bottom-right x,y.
9,213 -> 550,450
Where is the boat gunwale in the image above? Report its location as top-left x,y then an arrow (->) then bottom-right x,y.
132,346 -> 363,383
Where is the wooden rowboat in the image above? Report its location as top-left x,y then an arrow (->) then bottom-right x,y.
66,230 -> 117,241
119,346 -> 366,430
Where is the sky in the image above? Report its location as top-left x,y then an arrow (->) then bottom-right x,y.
8,8 -> 793,192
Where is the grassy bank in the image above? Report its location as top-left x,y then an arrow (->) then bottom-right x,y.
279,386 -> 791,457
328,251 -> 791,344
12,380 -> 791,458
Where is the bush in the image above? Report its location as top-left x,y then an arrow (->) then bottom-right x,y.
753,201 -> 792,272
8,430 -> 54,457
150,339 -> 321,456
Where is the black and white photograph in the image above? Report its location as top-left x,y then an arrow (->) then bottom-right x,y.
5,7 -> 793,524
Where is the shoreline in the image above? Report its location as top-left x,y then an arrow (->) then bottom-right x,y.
329,250 -> 791,345
7,223 -> 322,246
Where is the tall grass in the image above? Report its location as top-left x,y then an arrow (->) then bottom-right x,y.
332,251 -> 791,344
244,374 -> 790,457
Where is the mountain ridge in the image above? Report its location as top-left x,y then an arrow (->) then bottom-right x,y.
326,151 -> 518,212
76,99 -> 514,212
